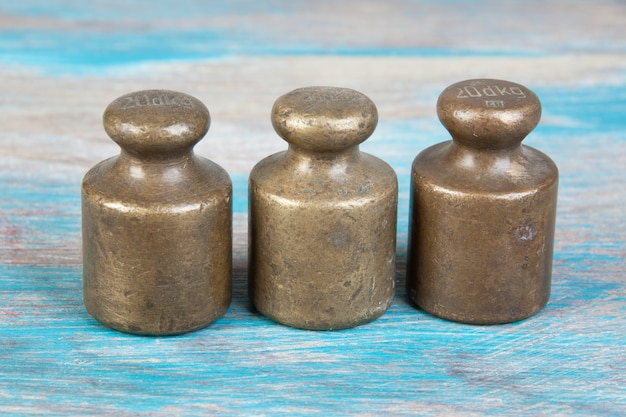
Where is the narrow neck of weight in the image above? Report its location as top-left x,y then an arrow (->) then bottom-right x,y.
450,138 -> 524,155
119,147 -> 195,164
117,149 -> 197,180
286,144 -> 361,164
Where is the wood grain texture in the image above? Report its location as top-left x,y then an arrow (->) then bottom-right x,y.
0,1 -> 625,415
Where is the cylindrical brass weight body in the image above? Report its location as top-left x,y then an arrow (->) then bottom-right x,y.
82,89 -> 232,335
407,79 -> 558,324
249,86 -> 398,330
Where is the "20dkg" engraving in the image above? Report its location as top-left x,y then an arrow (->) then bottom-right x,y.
119,93 -> 195,110
302,91 -> 360,104
457,85 -> 526,99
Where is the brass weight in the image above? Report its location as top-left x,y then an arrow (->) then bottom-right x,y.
407,79 -> 558,324
82,89 -> 232,335
249,86 -> 398,330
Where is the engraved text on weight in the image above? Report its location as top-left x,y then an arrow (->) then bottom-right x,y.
456,85 -> 526,99
119,93 -> 195,110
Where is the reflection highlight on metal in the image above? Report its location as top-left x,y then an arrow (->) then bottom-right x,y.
249,86 -> 397,331
407,79 -> 558,325
82,89 -> 232,336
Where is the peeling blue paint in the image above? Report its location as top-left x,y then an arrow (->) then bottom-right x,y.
1,2 -> 625,415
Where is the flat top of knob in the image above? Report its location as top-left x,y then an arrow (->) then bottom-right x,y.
437,79 -> 541,150
103,89 -> 210,156
272,86 -> 378,152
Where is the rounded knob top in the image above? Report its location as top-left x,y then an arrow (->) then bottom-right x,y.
103,89 -> 210,156
271,86 -> 378,153
437,79 -> 541,150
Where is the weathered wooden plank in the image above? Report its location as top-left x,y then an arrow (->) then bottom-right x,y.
0,1 -> 625,416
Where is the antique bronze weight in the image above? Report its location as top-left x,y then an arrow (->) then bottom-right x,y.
249,86 -> 398,330
82,89 -> 232,335
407,79 -> 558,324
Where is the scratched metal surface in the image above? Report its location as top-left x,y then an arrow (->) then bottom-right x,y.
0,1 -> 625,416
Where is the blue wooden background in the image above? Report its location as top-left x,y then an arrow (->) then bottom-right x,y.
1,1 -> 624,415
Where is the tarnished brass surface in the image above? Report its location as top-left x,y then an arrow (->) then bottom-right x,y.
249,86 -> 398,330
82,89 -> 232,335
407,79 -> 558,324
